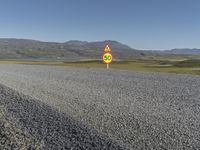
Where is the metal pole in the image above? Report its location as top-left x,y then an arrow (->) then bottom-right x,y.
107,64 -> 109,69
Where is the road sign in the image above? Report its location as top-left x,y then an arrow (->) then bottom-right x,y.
104,44 -> 112,53
102,52 -> 113,64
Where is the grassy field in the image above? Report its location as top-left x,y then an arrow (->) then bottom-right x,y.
0,56 -> 200,75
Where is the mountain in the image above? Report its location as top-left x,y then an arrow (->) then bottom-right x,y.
0,38 -> 144,60
0,38 -> 199,60
164,48 -> 200,55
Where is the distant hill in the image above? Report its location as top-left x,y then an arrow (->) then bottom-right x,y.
0,38 -> 144,60
164,49 -> 200,55
0,38 -> 199,60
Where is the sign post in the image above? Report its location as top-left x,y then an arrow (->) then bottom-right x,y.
102,44 -> 113,69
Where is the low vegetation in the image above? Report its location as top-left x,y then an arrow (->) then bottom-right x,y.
0,55 -> 199,75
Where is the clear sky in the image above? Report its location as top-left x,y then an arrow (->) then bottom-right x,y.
0,0 -> 200,50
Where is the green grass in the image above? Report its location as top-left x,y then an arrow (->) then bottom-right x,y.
173,59 -> 200,67
0,56 -> 200,75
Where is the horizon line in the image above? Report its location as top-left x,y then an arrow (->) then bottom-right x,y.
0,37 -> 199,51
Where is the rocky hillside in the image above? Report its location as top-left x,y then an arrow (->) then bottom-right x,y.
0,39 -> 143,60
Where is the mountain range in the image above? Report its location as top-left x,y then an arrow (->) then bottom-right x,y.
0,38 -> 199,60
164,48 -> 200,55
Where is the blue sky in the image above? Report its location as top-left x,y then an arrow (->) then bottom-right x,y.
0,0 -> 200,50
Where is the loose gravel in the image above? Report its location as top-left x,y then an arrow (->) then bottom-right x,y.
0,85 -> 125,149
0,105 -> 44,149
0,64 -> 200,149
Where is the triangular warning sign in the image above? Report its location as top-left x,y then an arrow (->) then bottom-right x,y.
104,44 -> 112,53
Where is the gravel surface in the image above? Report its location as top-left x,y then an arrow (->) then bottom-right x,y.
0,105 -> 44,149
0,64 -> 200,149
0,85 -> 125,149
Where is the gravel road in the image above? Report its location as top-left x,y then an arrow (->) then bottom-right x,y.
0,64 -> 200,149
